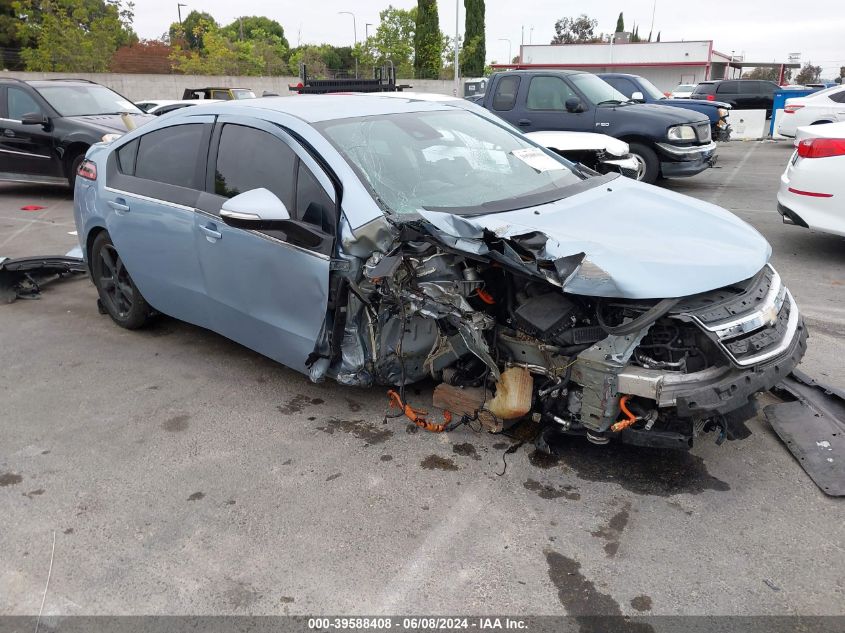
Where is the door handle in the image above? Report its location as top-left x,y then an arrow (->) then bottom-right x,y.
199,223 -> 222,240
2,129 -> 15,138
108,198 -> 130,213
517,119 -> 532,127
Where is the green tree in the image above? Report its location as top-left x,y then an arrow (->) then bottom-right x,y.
550,14 -> 598,44
365,5 -> 416,77
460,0 -> 485,77
615,12 -> 624,33
221,16 -> 288,49
414,0 -> 441,79
746,66 -> 778,81
14,0 -> 136,72
169,10 -> 216,50
1,0 -> 25,68
795,62 -> 822,85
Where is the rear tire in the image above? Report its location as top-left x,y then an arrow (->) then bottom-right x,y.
627,142 -> 660,185
90,232 -> 152,330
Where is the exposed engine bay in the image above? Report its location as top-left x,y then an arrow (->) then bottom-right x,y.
304,211 -> 808,450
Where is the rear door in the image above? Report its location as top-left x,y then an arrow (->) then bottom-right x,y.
104,116 -> 214,327
0,85 -> 62,180
193,116 -> 335,373
517,75 -> 593,132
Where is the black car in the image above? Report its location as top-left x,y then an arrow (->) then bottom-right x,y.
691,79 -> 780,117
0,78 -> 152,187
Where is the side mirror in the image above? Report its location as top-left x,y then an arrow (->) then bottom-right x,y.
631,91 -> 645,102
564,97 -> 583,113
220,188 -> 290,224
21,112 -> 48,126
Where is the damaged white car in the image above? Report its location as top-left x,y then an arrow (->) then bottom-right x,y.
73,95 -> 807,449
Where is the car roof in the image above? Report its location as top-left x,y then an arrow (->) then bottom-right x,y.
497,69 -> 583,77
190,94 -> 457,123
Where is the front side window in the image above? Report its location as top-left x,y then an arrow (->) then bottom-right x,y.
491,75 -> 520,111
319,109 -> 582,216
7,88 -> 42,120
214,125 -> 296,207
135,124 -> 205,188
34,84 -> 141,116
527,76 -> 578,110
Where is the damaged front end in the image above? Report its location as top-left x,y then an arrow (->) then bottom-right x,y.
309,206 -> 806,450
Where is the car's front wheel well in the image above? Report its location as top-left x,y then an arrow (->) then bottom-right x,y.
64,142 -> 90,177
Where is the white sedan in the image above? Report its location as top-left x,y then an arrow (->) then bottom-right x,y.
777,121 -> 845,237
777,85 -> 845,138
669,83 -> 696,99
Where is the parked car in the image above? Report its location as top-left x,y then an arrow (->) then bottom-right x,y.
135,99 -> 223,116
471,70 -> 716,184
182,87 -> 256,100
598,73 -> 731,141
777,85 -> 845,138
670,84 -> 696,99
691,79 -> 779,117
777,121 -> 845,237
72,95 -> 806,450
524,131 -> 641,179
0,78 -> 152,187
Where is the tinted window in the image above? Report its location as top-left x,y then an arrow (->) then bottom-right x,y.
492,75 -> 520,111
754,81 -> 776,95
693,83 -> 715,94
716,81 -> 740,94
7,88 -> 42,119
830,90 -> 845,104
296,163 -> 334,233
135,124 -> 205,188
34,84 -> 141,116
527,76 -> 579,110
214,124 -> 296,208
117,138 -> 139,175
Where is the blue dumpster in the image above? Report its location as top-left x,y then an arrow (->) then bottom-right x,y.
771,89 -> 818,135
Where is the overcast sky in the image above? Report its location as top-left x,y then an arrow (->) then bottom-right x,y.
133,0 -> 845,77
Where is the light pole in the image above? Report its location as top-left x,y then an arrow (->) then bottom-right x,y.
453,0 -> 460,97
338,11 -> 358,79
365,23 -> 373,40
177,2 -> 187,25
499,38 -> 512,65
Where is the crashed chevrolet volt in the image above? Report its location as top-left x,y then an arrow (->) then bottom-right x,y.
73,95 -> 807,449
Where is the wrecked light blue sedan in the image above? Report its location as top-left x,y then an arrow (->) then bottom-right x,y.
73,94 -> 806,449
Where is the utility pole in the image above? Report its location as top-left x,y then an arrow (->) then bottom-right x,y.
453,0 -> 460,97
177,2 -> 186,25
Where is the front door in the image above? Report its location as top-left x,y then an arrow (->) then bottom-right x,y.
0,86 -> 62,180
519,75 -> 594,133
194,116 -> 335,374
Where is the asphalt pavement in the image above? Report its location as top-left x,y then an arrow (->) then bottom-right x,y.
1,140 -> 843,617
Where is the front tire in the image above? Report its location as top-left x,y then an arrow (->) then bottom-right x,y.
67,152 -> 86,188
90,232 -> 151,329
627,142 -> 660,185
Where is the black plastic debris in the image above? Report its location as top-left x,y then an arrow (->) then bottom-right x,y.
0,255 -> 87,304
766,370 -> 845,496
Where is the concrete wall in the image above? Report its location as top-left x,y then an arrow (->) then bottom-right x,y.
1,71 -> 465,101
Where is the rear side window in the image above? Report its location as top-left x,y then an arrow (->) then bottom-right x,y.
214,124 -> 296,208
830,90 -> 845,104
754,82 -> 776,95
716,81 -> 740,94
693,83 -> 715,94
135,124 -> 205,188
492,75 -> 520,111
527,76 -> 578,110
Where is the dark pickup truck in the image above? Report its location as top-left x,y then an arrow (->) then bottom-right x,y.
471,70 -> 716,184
598,73 -> 732,141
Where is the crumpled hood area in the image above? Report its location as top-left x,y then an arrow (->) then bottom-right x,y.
417,175 -> 771,299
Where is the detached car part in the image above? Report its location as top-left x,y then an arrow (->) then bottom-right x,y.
0,255 -> 87,303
